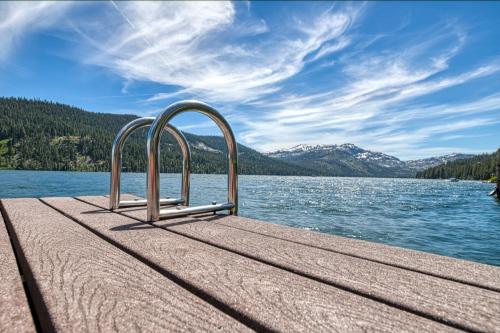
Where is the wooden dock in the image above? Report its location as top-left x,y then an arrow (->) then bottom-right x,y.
1,195 -> 500,332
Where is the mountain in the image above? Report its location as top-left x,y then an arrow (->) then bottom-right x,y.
405,153 -> 475,171
267,144 -> 481,177
266,143 -> 414,177
416,150 -> 499,180
1,97 -> 488,178
0,97 -> 317,175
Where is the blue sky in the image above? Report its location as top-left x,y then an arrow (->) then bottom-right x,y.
1,1 -> 499,160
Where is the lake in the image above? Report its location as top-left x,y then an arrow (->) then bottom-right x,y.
1,170 -> 499,266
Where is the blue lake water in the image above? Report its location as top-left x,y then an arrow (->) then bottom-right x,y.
1,170 -> 499,266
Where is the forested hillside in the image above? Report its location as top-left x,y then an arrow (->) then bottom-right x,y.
0,97 -> 317,175
416,149 -> 499,180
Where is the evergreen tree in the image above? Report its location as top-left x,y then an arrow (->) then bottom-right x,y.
416,149 -> 499,180
0,97 -> 316,175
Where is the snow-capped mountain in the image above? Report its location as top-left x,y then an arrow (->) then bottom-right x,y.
266,144 -> 412,177
267,143 -> 406,167
266,144 -> 475,177
405,153 -> 475,171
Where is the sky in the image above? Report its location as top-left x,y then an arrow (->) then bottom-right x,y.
0,1 -> 499,160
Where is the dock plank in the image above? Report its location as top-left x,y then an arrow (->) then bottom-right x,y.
0,207 -> 36,333
212,215 -> 500,292
1,198 -> 250,333
44,196 -> 461,333
79,195 -> 500,333
108,194 -> 500,292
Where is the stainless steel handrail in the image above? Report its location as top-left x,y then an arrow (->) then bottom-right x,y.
146,100 -> 238,221
109,117 -> 191,210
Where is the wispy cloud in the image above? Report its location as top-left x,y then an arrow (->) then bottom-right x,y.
67,2 -> 360,103
0,1 -> 73,63
176,120 -> 219,132
236,21 -> 500,158
1,2 -> 499,159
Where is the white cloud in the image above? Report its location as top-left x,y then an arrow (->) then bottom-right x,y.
1,2 -> 498,159
238,24 -> 500,157
146,90 -> 191,103
308,37 -> 351,62
69,2 -> 359,103
0,1 -> 74,63
176,120 -> 218,132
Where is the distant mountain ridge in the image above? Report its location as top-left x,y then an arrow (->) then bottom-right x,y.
266,143 -> 412,177
405,153 -> 475,171
416,150 -> 499,180
0,97 -> 480,178
267,144 -> 476,177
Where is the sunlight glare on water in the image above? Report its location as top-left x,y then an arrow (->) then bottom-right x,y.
1,171 -> 499,266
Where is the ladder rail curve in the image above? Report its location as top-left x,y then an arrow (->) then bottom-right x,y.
110,117 -> 191,210
146,100 -> 238,221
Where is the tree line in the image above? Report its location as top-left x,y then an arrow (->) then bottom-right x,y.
416,149 -> 500,180
0,97 -> 315,175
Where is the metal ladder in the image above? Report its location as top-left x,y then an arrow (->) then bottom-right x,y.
109,100 -> 238,222
109,117 -> 191,210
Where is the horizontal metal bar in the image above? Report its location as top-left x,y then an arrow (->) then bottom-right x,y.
119,198 -> 184,208
158,202 -> 235,219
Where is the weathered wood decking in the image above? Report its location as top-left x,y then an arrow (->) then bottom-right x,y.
1,195 -> 499,332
